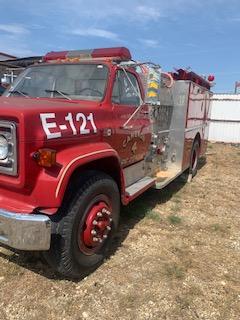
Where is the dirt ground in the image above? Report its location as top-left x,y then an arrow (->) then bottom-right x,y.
0,143 -> 239,320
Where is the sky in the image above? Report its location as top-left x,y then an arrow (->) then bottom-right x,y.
0,0 -> 240,92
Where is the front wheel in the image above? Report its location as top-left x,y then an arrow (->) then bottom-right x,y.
44,172 -> 120,278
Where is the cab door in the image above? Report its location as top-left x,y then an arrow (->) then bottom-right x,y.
109,69 -> 151,167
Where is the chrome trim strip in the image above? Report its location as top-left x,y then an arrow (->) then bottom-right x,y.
158,129 -> 174,134
0,209 -> 51,250
185,125 -> 205,133
0,121 -> 17,176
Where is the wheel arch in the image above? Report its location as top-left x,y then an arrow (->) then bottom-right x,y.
194,132 -> 201,148
56,154 -> 124,206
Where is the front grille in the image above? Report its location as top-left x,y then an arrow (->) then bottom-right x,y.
0,121 -> 17,176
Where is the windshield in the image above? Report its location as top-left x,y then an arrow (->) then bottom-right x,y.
5,63 -> 108,101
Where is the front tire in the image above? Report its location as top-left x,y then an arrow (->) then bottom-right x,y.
44,172 -> 120,278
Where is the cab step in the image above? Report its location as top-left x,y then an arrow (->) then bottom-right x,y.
125,176 -> 156,199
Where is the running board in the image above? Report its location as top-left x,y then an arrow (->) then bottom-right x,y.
125,176 -> 156,199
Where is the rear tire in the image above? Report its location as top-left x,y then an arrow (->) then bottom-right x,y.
44,171 -> 120,278
189,140 -> 200,179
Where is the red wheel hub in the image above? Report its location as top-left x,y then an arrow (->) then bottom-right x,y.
82,201 -> 112,248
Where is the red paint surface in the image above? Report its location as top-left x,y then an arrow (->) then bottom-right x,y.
0,61 -> 147,213
82,201 -> 112,250
172,69 -> 211,90
43,51 -> 68,61
44,47 -> 131,62
92,47 -> 131,60
0,55 -> 210,215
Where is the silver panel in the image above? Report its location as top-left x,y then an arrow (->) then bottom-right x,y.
126,176 -> 155,197
146,81 -> 190,185
164,81 -> 189,172
123,160 -> 145,187
0,209 -> 51,251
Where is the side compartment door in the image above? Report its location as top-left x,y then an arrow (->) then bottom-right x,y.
109,69 -> 151,167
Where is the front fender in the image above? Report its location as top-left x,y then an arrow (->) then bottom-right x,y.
30,142 -> 124,214
55,142 -> 121,201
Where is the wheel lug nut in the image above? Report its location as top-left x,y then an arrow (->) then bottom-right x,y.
91,230 -> 97,235
102,208 -> 107,213
97,212 -> 103,217
103,235 -> 108,239
93,237 -> 99,242
106,226 -> 111,231
99,239 -> 103,243
109,218 -> 113,222
92,220 -> 98,225
106,210 -> 111,215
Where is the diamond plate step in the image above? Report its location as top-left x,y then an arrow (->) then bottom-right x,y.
125,176 -> 156,197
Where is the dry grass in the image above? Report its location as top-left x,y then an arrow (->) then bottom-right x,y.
0,143 -> 240,320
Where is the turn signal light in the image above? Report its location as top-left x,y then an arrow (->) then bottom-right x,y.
33,149 -> 56,168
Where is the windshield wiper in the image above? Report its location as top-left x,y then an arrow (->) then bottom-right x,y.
9,90 -> 29,98
45,89 -> 72,100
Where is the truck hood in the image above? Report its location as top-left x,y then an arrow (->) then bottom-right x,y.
0,97 -> 103,142
0,96 -> 100,113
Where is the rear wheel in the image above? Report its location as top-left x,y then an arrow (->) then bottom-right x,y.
44,172 -> 120,278
189,140 -> 200,179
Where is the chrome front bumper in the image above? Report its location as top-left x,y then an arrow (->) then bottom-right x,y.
0,209 -> 51,251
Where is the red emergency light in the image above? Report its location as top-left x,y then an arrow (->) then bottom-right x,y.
208,75 -> 215,82
172,69 -> 213,90
43,47 -> 132,62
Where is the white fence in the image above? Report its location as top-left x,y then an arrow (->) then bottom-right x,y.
209,94 -> 240,143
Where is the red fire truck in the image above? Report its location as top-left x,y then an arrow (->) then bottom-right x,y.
0,47 -> 212,277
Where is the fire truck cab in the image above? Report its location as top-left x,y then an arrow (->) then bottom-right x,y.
0,47 -> 212,277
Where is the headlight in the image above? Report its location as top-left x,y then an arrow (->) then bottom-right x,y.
0,135 -> 9,160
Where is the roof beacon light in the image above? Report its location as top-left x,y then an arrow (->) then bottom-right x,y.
43,47 -> 132,63
208,75 -> 215,82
